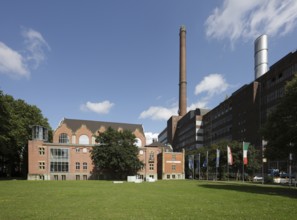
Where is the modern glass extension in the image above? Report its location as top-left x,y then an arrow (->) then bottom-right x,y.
50,148 -> 69,172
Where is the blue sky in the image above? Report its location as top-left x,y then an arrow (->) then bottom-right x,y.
1,0 -> 297,143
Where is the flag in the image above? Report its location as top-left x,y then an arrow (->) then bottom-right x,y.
227,146 -> 233,165
188,155 -> 194,170
216,149 -> 220,168
243,142 -> 249,165
203,151 -> 208,168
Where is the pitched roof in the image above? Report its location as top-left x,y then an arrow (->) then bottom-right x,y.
146,142 -> 173,152
59,118 -> 144,135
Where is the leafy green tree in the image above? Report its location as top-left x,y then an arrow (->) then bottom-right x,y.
262,74 -> 297,160
0,91 -> 51,177
0,91 -> 11,150
0,91 -> 12,177
91,127 -> 143,180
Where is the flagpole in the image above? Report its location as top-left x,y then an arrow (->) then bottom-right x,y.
206,151 -> 208,180
242,142 -> 244,182
215,149 -> 218,181
227,146 -> 230,181
192,155 -> 195,180
198,153 -> 201,180
227,163 -> 229,181
206,151 -> 208,181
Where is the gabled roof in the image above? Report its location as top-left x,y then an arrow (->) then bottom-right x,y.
146,142 -> 173,152
58,118 -> 144,135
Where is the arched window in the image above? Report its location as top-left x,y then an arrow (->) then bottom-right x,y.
59,133 -> 69,143
79,135 -> 89,144
135,138 -> 142,147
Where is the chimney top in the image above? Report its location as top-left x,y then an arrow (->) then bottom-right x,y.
180,25 -> 186,32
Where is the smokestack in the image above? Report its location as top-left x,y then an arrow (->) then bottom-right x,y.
254,35 -> 268,79
179,25 -> 187,116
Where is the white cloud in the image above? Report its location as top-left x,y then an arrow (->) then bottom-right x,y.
139,106 -> 177,121
140,73 -> 230,121
205,0 -> 297,44
0,27 -> 50,79
0,42 -> 29,78
187,100 -> 208,111
195,73 -> 229,96
145,132 -> 159,145
139,102 -> 209,121
22,28 -> 50,69
80,100 -> 114,114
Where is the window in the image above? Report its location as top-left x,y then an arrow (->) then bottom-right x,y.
149,151 -> 154,162
59,133 -> 69,143
149,175 -> 154,179
172,175 -> 176,179
39,162 -> 45,170
76,148 -> 80,153
54,175 -> 58,180
79,135 -> 89,144
172,154 -> 176,161
62,175 -> 66,180
172,164 -> 176,171
167,175 -> 170,179
83,162 -> 87,170
76,162 -> 80,170
39,147 -> 45,155
50,148 -> 69,159
76,175 -> 80,180
39,175 -> 44,180
50,162 -> 69,172
83,175 -> 88,180
149,163 -> 154,170
50,148 -> 69,172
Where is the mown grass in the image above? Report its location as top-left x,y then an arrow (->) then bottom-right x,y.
0,180 -> 297,219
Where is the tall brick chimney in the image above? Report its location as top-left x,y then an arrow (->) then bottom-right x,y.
178,25 -> 187,117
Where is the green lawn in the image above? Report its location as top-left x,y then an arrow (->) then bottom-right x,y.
0,180 -> 296,219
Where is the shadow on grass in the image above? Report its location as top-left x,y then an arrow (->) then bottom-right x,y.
198,181 -> 297,199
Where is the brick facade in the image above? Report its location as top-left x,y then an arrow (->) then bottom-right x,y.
28,118 -> 146,180
28,118 -> 185,180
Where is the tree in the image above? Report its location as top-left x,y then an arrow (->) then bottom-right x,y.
0,91 -> 12,177
0,91 -> 11,151
261,74 -> 297,160
91,127 -> 143,180
0,91 -> 52,177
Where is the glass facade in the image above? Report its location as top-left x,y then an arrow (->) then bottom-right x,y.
50,148 -> 69,172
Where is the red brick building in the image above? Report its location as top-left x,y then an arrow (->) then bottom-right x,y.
28,118 -> 146,180
158,149 -> 185,180
28,118 -> 185,180
138,142 -> 185,180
